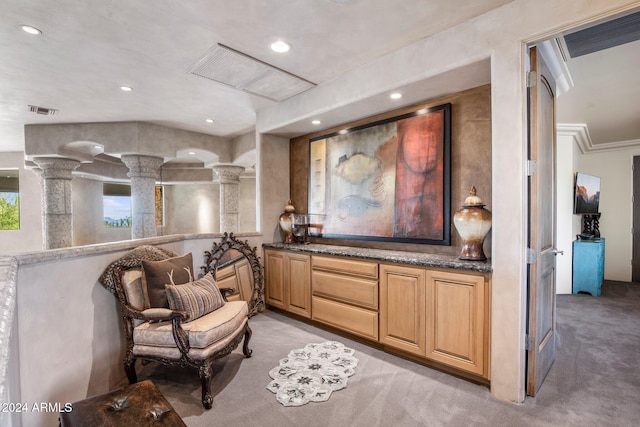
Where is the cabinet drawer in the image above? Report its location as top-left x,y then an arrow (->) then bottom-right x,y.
312,255 -> 378,279
312,270 -> 378,309
312,296 -> 378,341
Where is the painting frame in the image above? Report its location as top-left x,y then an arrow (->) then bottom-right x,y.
308,103 -> 452,245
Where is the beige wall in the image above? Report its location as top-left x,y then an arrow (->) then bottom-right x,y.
579,147 -> 640,282
258,133 -> 291,242
239,177 -> 257,232
162,178 -> 256,235
163,183 -> 220,235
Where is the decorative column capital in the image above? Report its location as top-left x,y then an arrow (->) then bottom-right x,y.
32,157 -> 81,179
213,165 -> 245,184
121,155 -> 164,179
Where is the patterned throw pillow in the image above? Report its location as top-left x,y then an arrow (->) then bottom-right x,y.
141,253 -> 193,308
165,273 -> 226,321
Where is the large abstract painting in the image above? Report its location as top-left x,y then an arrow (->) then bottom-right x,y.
308,103 -> 451,244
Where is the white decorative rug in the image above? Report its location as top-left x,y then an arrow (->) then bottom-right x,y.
266,341 -> 358,406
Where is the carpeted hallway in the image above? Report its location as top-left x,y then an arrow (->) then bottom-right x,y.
141,281 -> 640,426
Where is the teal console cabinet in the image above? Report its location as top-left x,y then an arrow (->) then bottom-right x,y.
572,238 -> 605,296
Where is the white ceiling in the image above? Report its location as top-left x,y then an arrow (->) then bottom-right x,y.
556,37 -> 640,146
2,0 -> 637,157
0,0 -> 513,153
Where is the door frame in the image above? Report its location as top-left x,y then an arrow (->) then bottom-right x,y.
520,6 -> 639,397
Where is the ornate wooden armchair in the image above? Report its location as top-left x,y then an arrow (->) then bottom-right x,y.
99,245 -> 252,409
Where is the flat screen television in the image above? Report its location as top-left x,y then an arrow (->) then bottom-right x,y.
574,172 -> 600,214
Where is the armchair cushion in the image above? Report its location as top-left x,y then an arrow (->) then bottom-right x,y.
133,301 -> 248,359
165,273 -> 226,321
142,253 -> 193,308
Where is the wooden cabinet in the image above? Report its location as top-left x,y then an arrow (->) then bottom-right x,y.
264,246 -> 491,379
380,264 -> 489,377
311,255 -> 379,340
264,249 -> 311,318
379,264 -> 426,356
426,270 -> 487,376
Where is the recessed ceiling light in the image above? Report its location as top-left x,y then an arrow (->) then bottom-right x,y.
120,86 -> 133,92
270,40 -> 291,53
93,145 -> 102,150
188,151 -> 196,155
390,92 -> 402,100
206,119 -> 214,123
312,120 -> 321,125
20,25 -> 42,35
338,129 -> 348,135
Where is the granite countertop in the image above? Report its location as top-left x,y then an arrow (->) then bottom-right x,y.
263,243 -> 492,273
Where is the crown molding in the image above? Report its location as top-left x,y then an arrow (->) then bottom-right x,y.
557,123 -> 640,154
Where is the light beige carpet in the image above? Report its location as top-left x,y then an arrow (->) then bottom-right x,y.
139,281 -> 640,427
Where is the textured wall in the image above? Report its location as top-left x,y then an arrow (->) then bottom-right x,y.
259,133 -> 291,242
162,183 -> 220,235
290,84 -> 492,256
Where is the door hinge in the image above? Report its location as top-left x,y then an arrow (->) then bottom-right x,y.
525,334 -> 534,351
526,248 -> 537,264
527,160 -> 537,176
527,71 -> 537,87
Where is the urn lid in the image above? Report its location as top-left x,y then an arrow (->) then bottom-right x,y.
284,199 -> 296,213
463,186 -> 485,207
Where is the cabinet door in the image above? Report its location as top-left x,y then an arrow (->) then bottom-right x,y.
379,264 -> 426,356
426,270 -> 486,376
264,250 -> 286,309
286,253 -> 311,318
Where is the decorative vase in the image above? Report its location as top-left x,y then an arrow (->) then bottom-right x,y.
279,200 -> 296,244
453,186 -> 492,261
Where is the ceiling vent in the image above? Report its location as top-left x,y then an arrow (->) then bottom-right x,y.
187,44 -> 315,102
28,105 -> 58,115
564,11 -> 640,58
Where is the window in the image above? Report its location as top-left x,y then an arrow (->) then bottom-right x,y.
103,183 -> 164,228
103,183 -> 131,228
0,170 -> 20,230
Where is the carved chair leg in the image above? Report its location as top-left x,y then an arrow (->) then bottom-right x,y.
199,364 -> 213,409
243,324 -> 253,358
124,351 -> 137,384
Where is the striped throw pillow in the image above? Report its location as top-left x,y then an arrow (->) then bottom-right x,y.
165,273 -> 225,321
